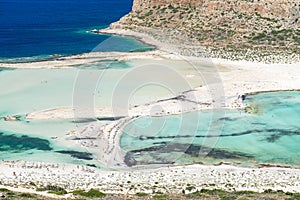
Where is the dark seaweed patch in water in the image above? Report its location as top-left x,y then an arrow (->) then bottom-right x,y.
71,137 -> 97,140
129,47 -> 156,52
218,117 -> 238,122
262,129 -> 300,142
0,132 -> 52,152
251,122 -> 266,125
138,128 -> 300,142
124,143 -> 253,167
56,150 -> 93,160
72,118 -> 97,123
72,116 -> 124,123
0,67 -> 14,72
184,144 -> 253,159
265,134 -> 282,143
96,116 -> 124,121
75,60 -> 132,70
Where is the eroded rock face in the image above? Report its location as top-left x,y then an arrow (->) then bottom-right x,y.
132,0 -> 200,11
132,0 -> 299,24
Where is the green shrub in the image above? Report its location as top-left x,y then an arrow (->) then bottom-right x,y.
72,189 -> 106,198
252,33 -> 266,40
29,182 -> 36,187
167,5 -> 174,10
0,188 -> 10,192
37,185 -> 67,195
153,194 -> 167,200
19,193 -> 38,198
186,186 -> 196,191
48,190 -> 67,195
285,193 -> 300,200
220,194 -> 237,200
136,192 -> 148,197
234,190 -> 255,195
263,189 -> 276,194
144,10 -> 153,17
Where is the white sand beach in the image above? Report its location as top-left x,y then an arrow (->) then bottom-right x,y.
0,160 -> 300,197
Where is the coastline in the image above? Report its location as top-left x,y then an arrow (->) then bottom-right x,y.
1,26 -> 300,198
97,27 -> 300,64
0,50 -> 168,69
5,26 -> 300,164
91,29 -> 159,51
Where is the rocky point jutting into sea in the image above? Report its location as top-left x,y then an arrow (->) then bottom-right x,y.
108,0 -> 300,63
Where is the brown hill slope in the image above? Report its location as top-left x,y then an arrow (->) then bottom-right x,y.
111,0 -> 300,62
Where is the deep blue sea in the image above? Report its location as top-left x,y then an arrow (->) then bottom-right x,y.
0,0 -> 151,60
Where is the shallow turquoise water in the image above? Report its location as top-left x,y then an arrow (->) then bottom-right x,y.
1,63 -> 299,168
121,91 -> 300,167
0,63 -> 192,166
0,68 -> 102,166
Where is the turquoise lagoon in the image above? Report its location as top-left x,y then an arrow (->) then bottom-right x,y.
121,91 -> 300,167
0,58 -> 202,166
1,65 -> 299,167
0,64 -> 128,166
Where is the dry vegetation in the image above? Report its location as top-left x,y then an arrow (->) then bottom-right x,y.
112,0 -> 300,63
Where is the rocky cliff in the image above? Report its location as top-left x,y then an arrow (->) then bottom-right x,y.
112,0 -> 300,61
132,0 -> 299,23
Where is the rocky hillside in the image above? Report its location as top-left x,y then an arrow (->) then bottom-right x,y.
111,0 -> 300,62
